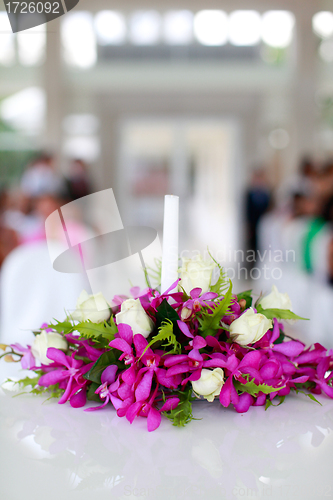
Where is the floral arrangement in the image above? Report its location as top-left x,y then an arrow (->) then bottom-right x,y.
1,254 -> 333,432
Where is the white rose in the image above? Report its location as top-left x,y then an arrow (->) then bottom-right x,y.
180,255 -> 215,295
31,330 -> 68,365
191,368 -> 224,402
115,298 -> 154,338
230,308 -> 272,346
259,285 -> 292,311
70,290 -> 110,323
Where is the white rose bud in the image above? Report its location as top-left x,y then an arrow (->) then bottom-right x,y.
180,255 -> 215,296
192,368 -> 224,402
259,285 -> 292,311
32,331 -> 68,365
115,298 -> 154,338
230,307 -> 272,346
70,290 -> 110,324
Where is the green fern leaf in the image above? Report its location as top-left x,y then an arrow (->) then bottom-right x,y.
140,319 -> 181,358
198,280 -> 233,337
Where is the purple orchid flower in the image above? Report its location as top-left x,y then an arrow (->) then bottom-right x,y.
40,322 -> 53,333
257,319 -> 305,358
38,347 -> 93,407
219,351 -> 263,410
10,343 -> 36,370
182,288 -> 218,315
313,357 -> 333,397
66,333 -> 104,362
126,383 -> 180,432
85,365 -> 119,411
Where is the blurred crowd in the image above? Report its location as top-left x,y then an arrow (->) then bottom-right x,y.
246,157 -> 333,287
0,154 -> 92,267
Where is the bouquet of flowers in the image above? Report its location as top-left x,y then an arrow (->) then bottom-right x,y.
2,254 -> 333,432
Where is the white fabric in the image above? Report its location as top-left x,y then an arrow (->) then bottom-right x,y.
0,242 -> 87,346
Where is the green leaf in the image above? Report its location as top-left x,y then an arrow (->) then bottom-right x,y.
208,249 -> 230,295
146,257 -> 162,288
256,305 -> 308,321
293,387 -> 322,406
265,395 -> 286,410
6,373 -> 64,400
47,320 -> 74,335
265,398 -> 273,410
162,387 -> 197,427
155,299 -> 180,328
236,290 -> 253,309
86,382 -> 101,403
74,318 -> 117,344
7,374 -> 41,390
140,319 -> 181,358
234,376 -> 285,397
198,280 -> 233,337
84,349 -> 124,385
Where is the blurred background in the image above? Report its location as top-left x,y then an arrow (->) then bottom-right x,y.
1,0 -> 333,346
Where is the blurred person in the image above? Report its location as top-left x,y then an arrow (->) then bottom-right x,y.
1,187 -> 40,242
313,159 -> 333,211
275,156 -> 317,211
20,153 -> 66,199
245,169 -> 272,257
0,187 -> 20,266
65,159 -> 92,201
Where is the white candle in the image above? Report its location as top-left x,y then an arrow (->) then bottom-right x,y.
161,195 -> 179,294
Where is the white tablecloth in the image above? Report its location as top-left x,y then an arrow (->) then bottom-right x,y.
1,368 -> 333,500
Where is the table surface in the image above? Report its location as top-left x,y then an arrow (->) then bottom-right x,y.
1,365 -> 333,500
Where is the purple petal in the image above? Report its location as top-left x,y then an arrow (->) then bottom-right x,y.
225,354 -> 240,373
317,357 -> 330,381
135,370 -> 154,401
70,388 -> 87,408
190,288 -> 202,299
85,398 -> 109,411
177,320 -> 194,339
192,336 -> 207,349
164,354 -> 189,367
320,383 -> 333,398
147,407 -> 161,432
201,292 -> 219,300
39,369 -> 68,387
188,349 -> 203,362
109,338 -> 132,355
260,361 -> 279,380
160,397 -> 180,412
126,402 -> 143,423
110,394 -> 123,410
156,369 -> 179,389
118,323 -> 134,344
183,369 -> 202,384
133,334 -> 150,358
46,347 -> 71,368
253,393 -> 266,406
101,365 -> 118,385
118,382 -> 133,400
203,358 -> 227,369
219,376 -> 233,407
239,351 -> 262,370
270,319 -> 280,344
163,278 -> 181,295
273,341 -> 304,358
21,352 -> 35,370
58,377 -> 74,404
291,375 -> 309,384
233,393 -> 254,413
166,364 -> 190,377
122,365 -> 137,385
